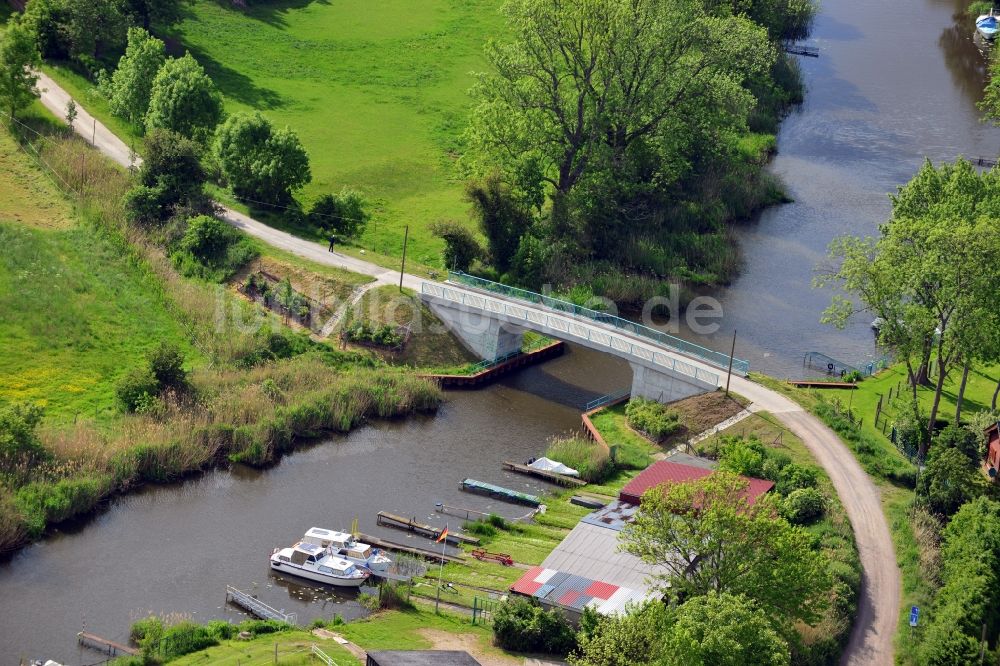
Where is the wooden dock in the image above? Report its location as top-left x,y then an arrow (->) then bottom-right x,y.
502,461 -> 586,487
461,479 -> 541,506
783,43 -> 819,57
376,511 -> 480,545
790,380 -> 858,389
77,631 -> 139,656
357,532 -> 466,564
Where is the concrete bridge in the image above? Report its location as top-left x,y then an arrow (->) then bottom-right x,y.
420,274 -> 749,404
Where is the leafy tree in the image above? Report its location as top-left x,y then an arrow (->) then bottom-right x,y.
570,601 -> 673,666
781,487 -> 825,524
308,190 -> 370,238
0,15 -> 42,120
65,98 -> 77,127
138,128 -> 206,209
115,366 -> 159,412
214,111 -> 311,204
917,446 -> 984,517
61,0 -> 126,61
123,184 -> 163,226
115,0 -> 190,31
181,215 -> 234,264
22,0 -> 71,60
145,52 -> 224,143
466,173 -> 534,273
148,342 -> 187,391
107,27 -> 165,128
620,471 -> 830,628
465,0 -> 773,236
933,424 -> 980,465
430,220 -> 483,271
664,592 -> 789,666
717,435 -> 767,477
0,403 -> 47,467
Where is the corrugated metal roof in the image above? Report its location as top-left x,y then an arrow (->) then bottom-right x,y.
663,452 -> 718,470
540,522 -> 662,591
509,564 -> 657,615
580,499 -> 638,531
619,460 -> 774,506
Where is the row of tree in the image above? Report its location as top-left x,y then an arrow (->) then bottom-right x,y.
820,158 -> 1000,459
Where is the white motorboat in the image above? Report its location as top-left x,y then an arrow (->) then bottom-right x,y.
269,541 -> 370,587
978,12 -> 999,40
302,527 -> 393,574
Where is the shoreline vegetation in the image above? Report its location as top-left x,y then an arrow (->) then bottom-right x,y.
0,117 -> 442,556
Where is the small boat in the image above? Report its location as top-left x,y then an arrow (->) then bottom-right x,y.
977,13 -> 998,40
270,541 -> 370,587
301,527 -> 393,574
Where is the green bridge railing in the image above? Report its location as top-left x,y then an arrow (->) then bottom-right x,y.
447,271 -> 750,375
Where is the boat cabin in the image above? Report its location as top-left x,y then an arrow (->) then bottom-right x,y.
280,542 -> 357,574
304,526 -> 353,550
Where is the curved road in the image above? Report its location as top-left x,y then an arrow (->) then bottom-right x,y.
35,73 -> 900,665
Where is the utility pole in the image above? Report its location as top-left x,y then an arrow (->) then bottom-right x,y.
92,117 -> 97,146
399,225 -> 409,292
725,330 -> 736,397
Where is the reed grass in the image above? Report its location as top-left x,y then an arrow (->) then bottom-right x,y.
545,435 -> 613,483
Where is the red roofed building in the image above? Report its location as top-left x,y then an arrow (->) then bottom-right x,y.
985,422 -> 1000,482
619,460 -> 774,506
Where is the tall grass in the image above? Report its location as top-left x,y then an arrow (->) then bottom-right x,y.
545,435 -> 613,483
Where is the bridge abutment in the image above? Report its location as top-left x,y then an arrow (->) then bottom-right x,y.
426,300 -> 524,360
629,362 -> 717,404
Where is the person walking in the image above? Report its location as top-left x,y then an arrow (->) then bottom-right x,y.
328,233 -> 337,252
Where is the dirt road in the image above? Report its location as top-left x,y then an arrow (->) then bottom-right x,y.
34,74 -> 900,665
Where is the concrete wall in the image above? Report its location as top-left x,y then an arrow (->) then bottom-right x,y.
426,299 -> 524,360
629,362 -> 714,403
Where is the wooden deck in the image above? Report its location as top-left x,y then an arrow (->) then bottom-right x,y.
356,532 -> 465,564
376,511 -> 480,545
502,461 -> 586,487
78,631 -> 138,656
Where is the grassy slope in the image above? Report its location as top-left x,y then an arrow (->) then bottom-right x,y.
170,0 -> 504,268
0,131 -> 191,422
169,629 -> 356,665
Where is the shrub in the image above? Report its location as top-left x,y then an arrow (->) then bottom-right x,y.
624,398 -> 680,440
116,367 -> 160,413
236,619 -> 291,635
131,615 -> 165,647
775,462 -> 819,496
545,436 -> 613,483
149,342 -> 188,391
158,621 -> 217,658
492,597 -> 577,655
175,215 -> 258,281
782,487 -> 826,525
430,220 -> 483,271
465,519 -> 499,538
205,619 -> 236,640
717,435 -> 767,477
0,402 -> 47,468
123,185 -> 165,227
309,189 -> 370,238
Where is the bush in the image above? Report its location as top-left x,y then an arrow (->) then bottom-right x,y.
0,402 -> 47,468
205,619 -> 236,640
214,111 -> 311,204
545,436 -> 614,483
130,615 -> 165,646
430,220 -> 483,271
158,621 -> 217,658
625,398 -> 680,440
309,189 -> 370,238
149,342 -> 188,391
492,597 -> 577,655
236,619 -> 291,635
782,487 -> 826,524
116,367 -> 160,412
775,462 -> 819,496
717,435 -> 767,477
123,185 -> 165,227
175,215 -> 258,281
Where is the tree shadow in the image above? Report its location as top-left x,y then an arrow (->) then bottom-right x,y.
164,40 -> 286,110
208,0 -> 331,30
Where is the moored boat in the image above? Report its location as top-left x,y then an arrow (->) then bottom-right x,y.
977,13 -> 998,40
302,527 -> 393,574
269,541 -> 370,587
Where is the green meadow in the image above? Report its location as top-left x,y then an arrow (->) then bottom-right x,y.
170,0 -> 505,267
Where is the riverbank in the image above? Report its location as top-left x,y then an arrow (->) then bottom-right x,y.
0,118 -> 443,556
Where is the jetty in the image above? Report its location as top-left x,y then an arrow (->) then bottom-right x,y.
356,532 -> 465,564
460,479 -> 541,506
502,461 -> 586,487
376,511 -> 480,545
225,585 -> 297,625
77,631 -> 139,657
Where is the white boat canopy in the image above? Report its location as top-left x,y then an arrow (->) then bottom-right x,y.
528,457 -> 579,477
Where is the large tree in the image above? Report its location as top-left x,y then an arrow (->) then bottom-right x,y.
107,27 -> 165,128
115,0 -> 190,31
465,0 -> 773,234
620,471 -> 830,628
0,15 -> 42,120
214,111 -> 311,204
145,52 -> 223,143
819,159 -> 1000,458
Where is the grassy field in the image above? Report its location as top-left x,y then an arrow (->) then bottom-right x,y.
169,0 -> 504,267
169,629 -> 357,665
0,131 -> 193,422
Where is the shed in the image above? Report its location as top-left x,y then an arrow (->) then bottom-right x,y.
366,651 -> 483,666
985,422 -> 1000,481
619,460 -> 774,506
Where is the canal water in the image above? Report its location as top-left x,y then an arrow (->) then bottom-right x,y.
3,0 -> 1000,661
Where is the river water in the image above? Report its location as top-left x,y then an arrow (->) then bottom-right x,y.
3,0 -> 999,661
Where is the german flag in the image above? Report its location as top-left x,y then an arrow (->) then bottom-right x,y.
436,527 -> 449,543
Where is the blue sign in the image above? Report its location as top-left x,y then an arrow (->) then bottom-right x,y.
909,606 -> 920,627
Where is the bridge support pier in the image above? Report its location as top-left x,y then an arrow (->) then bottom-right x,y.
629,362 -> 717,404
426,300 -> 524,360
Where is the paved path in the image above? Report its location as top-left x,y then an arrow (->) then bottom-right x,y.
35,74 -> 900,665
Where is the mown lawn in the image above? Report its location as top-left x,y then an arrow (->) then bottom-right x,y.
170,0 -> 505,268
0,132 -> 192,422
169,629 -> 357,665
